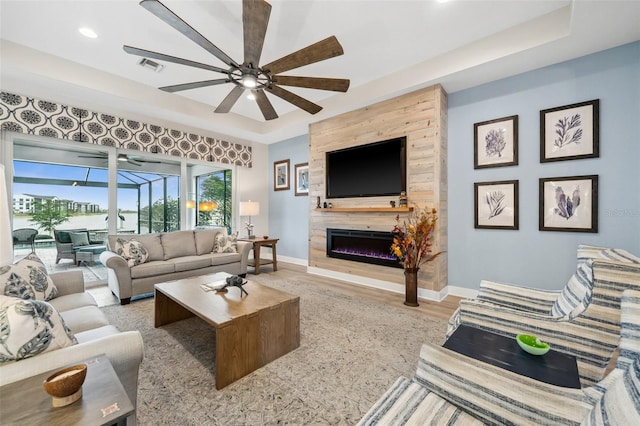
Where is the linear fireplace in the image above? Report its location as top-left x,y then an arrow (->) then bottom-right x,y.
326,228 -> 402,268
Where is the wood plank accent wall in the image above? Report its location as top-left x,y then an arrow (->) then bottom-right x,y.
308,84 -> 448,292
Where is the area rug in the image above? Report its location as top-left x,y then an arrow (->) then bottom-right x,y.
100,273 -> 448,425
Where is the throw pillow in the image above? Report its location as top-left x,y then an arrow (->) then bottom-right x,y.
70,232 -> 90,247
549,259 -> 593,319
0,253 -> 58,301
114,238 -> 149,267
214,232 -> 238,254
0,295 -> 77,363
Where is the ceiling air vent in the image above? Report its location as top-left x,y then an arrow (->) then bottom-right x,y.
138,58 -> 164,73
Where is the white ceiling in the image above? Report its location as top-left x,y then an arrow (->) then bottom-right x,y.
1,0 -> 639,145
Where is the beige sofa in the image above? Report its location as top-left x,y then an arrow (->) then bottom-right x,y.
100,228 -> 251,305
0,270 -> 144,426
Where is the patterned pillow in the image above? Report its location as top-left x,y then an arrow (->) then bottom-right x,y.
583,359 -> 640,425
214,232 -> 238,254
550,259 -> 594,319
0,253 -> 58,301
0,295 -> 77,363
114,238 -> 149,267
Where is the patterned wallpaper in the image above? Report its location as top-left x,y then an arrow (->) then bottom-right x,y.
0,91 -> 252,167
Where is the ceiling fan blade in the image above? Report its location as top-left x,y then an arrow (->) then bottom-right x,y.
243,0 -> 271,67
267,85 -> 322,115
160,79 -> 229,93
272,76 -> 350,92
126,159 -> 143,166
78,155 -> 107,159
254,90 -> 278,121
129,157 -> 162,164
262,36 -> 344,75
214,86 -> 245,113
123,46 -> 228,74
140,0 -> 239,67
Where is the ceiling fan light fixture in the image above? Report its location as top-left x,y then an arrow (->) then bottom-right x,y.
241,74 -> 257,88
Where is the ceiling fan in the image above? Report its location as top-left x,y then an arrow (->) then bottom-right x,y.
123,0 -> 350,120
78,152 -> 161,166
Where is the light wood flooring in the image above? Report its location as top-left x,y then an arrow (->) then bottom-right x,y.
92,261 -> 462,320
259,262 -> 461,322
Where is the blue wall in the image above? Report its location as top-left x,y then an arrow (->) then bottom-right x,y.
269,42 -> 640,286
268,134 -> 310,261
448,41 -> 640,290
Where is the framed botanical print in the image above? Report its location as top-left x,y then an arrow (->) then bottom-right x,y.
539,175 -> 598,233
474,115 -> 518,169
294,162 -> 309,196
474,180 -> 519,230
540,99 -> 599,162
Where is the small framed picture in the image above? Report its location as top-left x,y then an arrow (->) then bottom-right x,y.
273,159 -> 290,191
539,175 -> 598,233
474,115 -> 518,169
540,99 -> 599,162
474,180 -> 519,230
294,162 -> 309,196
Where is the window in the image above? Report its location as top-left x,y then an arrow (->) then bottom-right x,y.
196,169 -> 232,230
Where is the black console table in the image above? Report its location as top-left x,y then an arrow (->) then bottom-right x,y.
443,325 -> 581,389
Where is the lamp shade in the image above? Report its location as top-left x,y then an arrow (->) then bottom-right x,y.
0,164 -> 13,266
239,201 -> 260,217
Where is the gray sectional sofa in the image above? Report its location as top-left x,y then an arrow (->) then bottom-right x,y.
0,269 -> 144,425
100,228 -> 251,304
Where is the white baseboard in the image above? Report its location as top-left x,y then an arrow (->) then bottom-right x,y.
307,266 -> 452,302
276,260 -> 479,302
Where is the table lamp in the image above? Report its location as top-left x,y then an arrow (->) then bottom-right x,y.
239,201 -> 260,239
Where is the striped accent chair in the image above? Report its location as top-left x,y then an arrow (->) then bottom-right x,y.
446,245 -> 640,386
357,290 -> 640,425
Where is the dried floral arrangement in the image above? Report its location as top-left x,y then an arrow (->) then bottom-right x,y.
391,206 -> 443,269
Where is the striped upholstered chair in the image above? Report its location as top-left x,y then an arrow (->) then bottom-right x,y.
446,245 -> 640,387
357,290 -> 640,425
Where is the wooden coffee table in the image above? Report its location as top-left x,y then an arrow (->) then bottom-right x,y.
444,325 -> 581,388
154,272 -> 300,389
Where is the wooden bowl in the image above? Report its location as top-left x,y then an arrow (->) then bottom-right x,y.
43,364 -> 87,406
263,235 -> 269,239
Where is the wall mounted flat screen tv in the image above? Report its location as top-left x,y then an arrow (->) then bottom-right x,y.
326,137 -> 406,199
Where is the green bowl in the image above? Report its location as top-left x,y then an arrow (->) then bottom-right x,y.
516,334 -> 550,355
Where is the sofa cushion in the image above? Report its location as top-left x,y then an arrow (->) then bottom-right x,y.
550,260 -> 594,319
59,306 -> 111,334
74,325 -> 120,344
57,231 -> 73,244
48,292 -> 97,313
70,232 -> 90,247
194,229 -> 221,255
162,231 -> 197,259
114,238 -> 149,267
583,360 -> 640,425
214,232 -> 238,253
0,295 -> 77,363
172,255 -> 213,272
0,253 -> 58,301
130,260 -> 175,279
211,252 -> 242,266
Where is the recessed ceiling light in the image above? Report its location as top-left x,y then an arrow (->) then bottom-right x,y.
78,27 -> 98,39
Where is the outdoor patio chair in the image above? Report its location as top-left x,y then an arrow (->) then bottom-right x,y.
12,228 -> 38,253
358,290 -> 640,425
446,245 -> 640,387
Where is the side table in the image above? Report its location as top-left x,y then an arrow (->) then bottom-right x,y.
238,237 -> 279,275
0,354 -> 134,425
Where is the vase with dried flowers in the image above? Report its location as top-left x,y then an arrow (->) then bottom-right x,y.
391,205 -> 442,306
